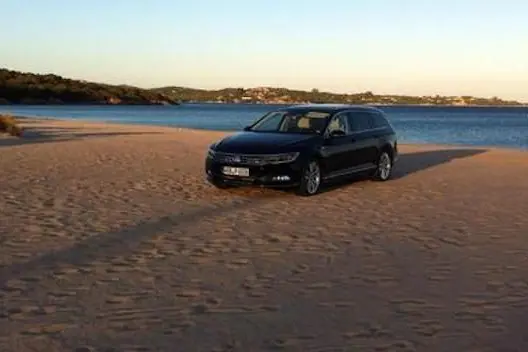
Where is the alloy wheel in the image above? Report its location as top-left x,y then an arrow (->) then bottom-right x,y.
378,152 -> 392,180
304,161 -> 321,194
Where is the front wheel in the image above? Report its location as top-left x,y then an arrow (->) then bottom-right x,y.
296,160 -> 322,196
372,151 -> 393,181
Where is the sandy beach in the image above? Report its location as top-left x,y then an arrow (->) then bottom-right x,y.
1,118 -> 527,352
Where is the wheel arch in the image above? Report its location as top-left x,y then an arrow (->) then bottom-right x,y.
379,142 -> 395,161
309,148 -> 329,175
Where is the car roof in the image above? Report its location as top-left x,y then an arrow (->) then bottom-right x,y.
277,104 -> 383,114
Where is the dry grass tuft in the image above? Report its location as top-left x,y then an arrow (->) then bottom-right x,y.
0,115 -> 23,137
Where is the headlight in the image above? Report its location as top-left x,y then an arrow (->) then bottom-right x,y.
266,152 -> 300,164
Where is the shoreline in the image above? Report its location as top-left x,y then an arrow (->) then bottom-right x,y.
7,115 -> 527,152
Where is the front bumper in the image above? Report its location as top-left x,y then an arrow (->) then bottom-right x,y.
205,157 -> 303,188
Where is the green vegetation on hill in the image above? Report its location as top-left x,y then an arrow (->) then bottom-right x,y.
152,86 -> 523,106
0,67 -> 523,106
0,68 -> 178,105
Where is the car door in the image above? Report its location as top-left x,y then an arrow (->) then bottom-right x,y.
367,111 -> 392,162
321,112 -> 359,176
345,111 -> 378,168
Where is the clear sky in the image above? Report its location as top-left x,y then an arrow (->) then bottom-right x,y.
1,0 -> 527,101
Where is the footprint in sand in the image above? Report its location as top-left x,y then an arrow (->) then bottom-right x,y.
267,335 -> 315,350
117,345 -> 151,352
343,323 -> 392,339
189,257 -> 213,265
205,296 -> 222,305
225,258 -> 251,269
21,323 -> 72,336
389,299 -> 439,317
411,320 -> 443,337
48,290 -> 78,298
211,341 -> 243,352
261,248 -> 285,257
458,297 -> 498,310
373,340 -> 416,352
246,291 -> 267,298
267,337 -> 301,349
191,303 -> 209,315
176,290 -> 202,299
303,282 -> 333,291
11,305 -> 56,318
19,276 -> 40,283
286,276 -> 305,284
123,254 -> 148,265
52,266 -> 81,278
265,233 -> 292,243
105,265 -> 132,274
241,280 -> 266,290
2,279 -> 26,293
427,274 -> 449,282
191,247 -> 215,256
74,347 -> 95,352
319,301 -> 355,308
105,295 -> 131,304
163,320 -> 195,335
291,264 -> 310,274
38,306 -> 58,315
98,305 -> 192,332
3,307 -> 25,320
452,308 -> 504,329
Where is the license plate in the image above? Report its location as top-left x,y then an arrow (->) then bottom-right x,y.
222,166 -> 250,177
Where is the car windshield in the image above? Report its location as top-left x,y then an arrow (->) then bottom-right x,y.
248,110 -> 330,134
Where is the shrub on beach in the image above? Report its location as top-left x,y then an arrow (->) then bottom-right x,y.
0,115 -> 23,137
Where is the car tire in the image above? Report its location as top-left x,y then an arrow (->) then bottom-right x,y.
296,159 -> 322,196
372,150 -> 393,181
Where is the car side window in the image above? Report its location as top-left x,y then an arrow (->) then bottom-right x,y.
326,114 -> 348,136
371,112 -> 389,128
346,112 -> 372,133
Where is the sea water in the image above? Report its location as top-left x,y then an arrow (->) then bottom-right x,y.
1,104 -> 527,149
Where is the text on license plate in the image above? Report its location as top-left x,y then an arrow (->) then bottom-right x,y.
222,166 -> 250,177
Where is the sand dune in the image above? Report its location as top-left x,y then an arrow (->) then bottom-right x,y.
1,119 -> 527,352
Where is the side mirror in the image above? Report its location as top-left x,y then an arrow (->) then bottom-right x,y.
243,126 -> 251,131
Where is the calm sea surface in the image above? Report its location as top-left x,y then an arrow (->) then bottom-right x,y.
1,104 -> 527,149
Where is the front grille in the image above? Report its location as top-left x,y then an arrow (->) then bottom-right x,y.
213,152 -> 267,166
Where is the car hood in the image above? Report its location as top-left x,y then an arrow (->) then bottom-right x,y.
214,131 -> 319,154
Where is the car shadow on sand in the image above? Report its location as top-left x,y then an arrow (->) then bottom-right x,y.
0,193 -> 279,287
318,148 -> 488,194
390,148 -> 488,179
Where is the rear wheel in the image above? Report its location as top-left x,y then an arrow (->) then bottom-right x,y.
297,160 -> 322,196
372,151 -> 393,181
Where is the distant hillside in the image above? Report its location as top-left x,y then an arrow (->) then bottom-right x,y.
1,68 -> 522,106
152,86 -> 523,106
0,68 -> 178,105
